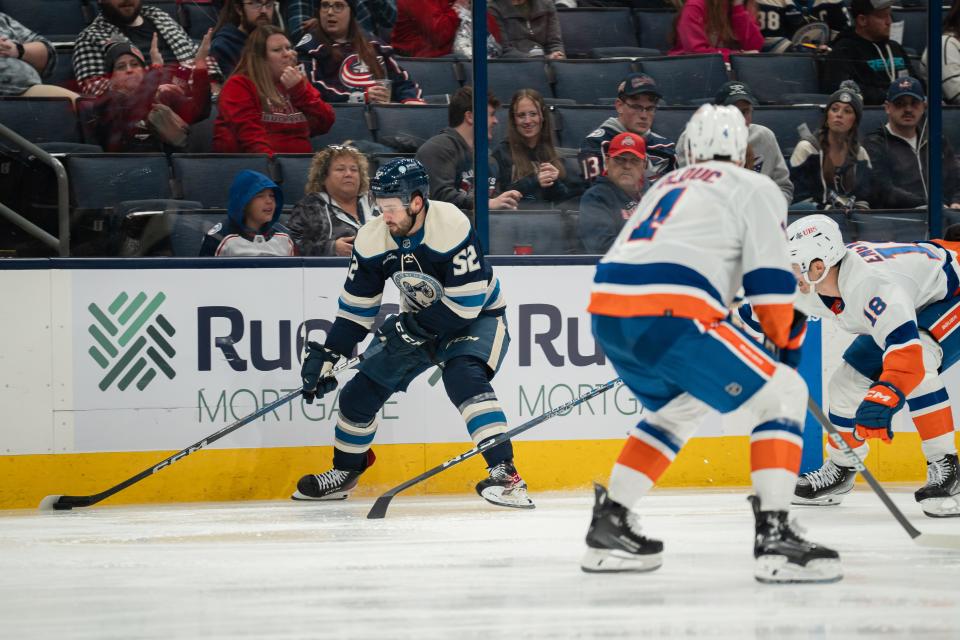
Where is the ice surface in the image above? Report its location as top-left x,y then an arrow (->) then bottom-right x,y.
1,489 -> 958,639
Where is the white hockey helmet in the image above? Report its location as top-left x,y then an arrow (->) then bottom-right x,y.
787,214 -> 846,284
682,104 -> 749,165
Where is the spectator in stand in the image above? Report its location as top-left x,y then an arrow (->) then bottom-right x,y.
0,12 -> 78,100
821,0 -> 917,105
489,0 -> 566,59
211,0 -> 281,78
923,1 -> 960,105
90,34 -> 212,152
492,89 -> 574,205
755,0 -> 849,47
669,0 -> 764,62
863,77 -> 960,210
286,0 -> 397,40
297,0 -> 424,104
392,0 -> 502,58
789,81 -> 872,209
579,73 -> 676,186
73,0 -> 222,97
675,81 -> 793,203
287,145 -> 377,256
213,25 -> 335,154
201,170 -> 296,257
578,132 -> 646,254
416,86 -> 522,224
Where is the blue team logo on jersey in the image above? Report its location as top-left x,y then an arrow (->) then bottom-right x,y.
392,271 -> 443,311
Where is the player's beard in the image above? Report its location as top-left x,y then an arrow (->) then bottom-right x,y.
101,0 -> 142,27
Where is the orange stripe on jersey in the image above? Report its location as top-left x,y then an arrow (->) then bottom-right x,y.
752,303 -> 794,349
616,435 -> 673,483
588,292 -> 726,322
932,239 -> 960,255
929,304 -> 960,341
880,343 -> 924,397
711,323 -> 778,377
750,438 -> 802,473
913,406 -> 955,441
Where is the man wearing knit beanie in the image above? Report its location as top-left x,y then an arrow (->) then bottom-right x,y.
821,0 -> 919,104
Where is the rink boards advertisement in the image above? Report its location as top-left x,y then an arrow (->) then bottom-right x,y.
0,261 -> 944,507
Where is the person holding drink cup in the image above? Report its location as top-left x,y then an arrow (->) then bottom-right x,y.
297,0 -> 425,104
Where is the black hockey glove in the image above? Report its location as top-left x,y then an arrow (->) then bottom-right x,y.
375,312 -> 437,355
301,341 -> 340,404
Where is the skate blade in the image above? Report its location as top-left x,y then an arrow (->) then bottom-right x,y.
919,496 -> 960,518
754,555 -> 843,584
291,490 -> 350,501
791,494 -> 847,506
478,486 -> 536,509
580,547 -> 663,573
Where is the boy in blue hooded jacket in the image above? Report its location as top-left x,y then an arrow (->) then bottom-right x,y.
201,170 -> 297,257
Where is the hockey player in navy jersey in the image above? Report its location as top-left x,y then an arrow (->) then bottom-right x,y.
294,158 -> 534,509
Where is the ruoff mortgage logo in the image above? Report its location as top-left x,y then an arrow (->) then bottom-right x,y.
87,291 -> 176,391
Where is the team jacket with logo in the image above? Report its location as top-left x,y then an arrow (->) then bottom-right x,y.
756,0 -> 849,39
324,200 -> 506,356
795,240 -> 960,396
588,161 -> 797,349
578,116 -> 676,186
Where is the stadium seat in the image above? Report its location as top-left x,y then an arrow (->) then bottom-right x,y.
487,60 -> 554,103
0,0 -> 94,41
556,8 -> 639,58
637,55 -> 729,105
633,9 -> 677,54
185,105 -> 217,153
943,107 -> 960,154
750,106 -> 823,157
395,58 -> 462,98
589,47 -> 660,59
848,210 -> 929,242
167,208 -> 227,256
730,54 -> 825,104
170,154 -> 271,208
179,2 -> 219,40
552,60 -> 637,105
891,8 -> 927,55
369,104 -> 448,150
488,210 -> 584,255
65,153 -> 172,210
0,97 -> 81,144
554,105 -> 615,148
858,106 -> 888,140
646,106 -> 696,145
274,154 -> 314,206
49,45 -> 78,89
311,104 -> 373,148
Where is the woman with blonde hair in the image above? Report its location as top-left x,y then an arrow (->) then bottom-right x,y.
287,145 -> 376,256
491,88 -> 574,204
213,24 -> 335,154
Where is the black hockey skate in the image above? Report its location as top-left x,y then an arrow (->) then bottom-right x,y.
749,495 -> 842,584
291,451 -> 375,501
580,483 -> 663,573
914,454 -> 960,518
792,459 -> 857,506
475,460 -> 535,509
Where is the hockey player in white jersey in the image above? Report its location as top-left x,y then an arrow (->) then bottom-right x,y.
788,215 -> 960,517
583,105 -> 841,583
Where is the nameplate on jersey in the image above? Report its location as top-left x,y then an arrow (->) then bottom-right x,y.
392,271 -> 443,311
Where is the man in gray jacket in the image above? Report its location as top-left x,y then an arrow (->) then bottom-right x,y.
0,12 -> 77,99
676,81 -> 794,205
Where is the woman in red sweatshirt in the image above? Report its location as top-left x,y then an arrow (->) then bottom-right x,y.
213,24 -> 335,154
669,0 -> 764,63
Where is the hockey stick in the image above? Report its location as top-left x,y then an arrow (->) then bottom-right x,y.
367,378 -> 623,519
806,398 -> 960,549
38,342 -> 383,511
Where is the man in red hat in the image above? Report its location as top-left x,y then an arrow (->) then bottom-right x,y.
578,131 -> 647,254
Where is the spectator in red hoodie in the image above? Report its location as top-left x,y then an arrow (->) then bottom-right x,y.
213,24 -> 335,154
391,0 -> 501,58
669,0 -> 763,63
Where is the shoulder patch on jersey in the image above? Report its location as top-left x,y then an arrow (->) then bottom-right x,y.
207,222 -> 222,236
586,128 -> 606,139
353,217 -> 397,258
392,271 -> 443,310
422,201 -> 472,255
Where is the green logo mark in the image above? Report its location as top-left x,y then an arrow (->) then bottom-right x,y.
87,292 -> 176,391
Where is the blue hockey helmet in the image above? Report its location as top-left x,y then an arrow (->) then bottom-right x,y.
370,157 -> 430,206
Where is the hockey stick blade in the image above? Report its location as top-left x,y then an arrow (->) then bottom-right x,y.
806,398 -> 960,550
367,378 -> 623,519
38,342 -> 382,511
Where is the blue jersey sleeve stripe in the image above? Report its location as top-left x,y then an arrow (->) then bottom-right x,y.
447,293 -> 487,307
885,321 -> 921,349
743,268 -> 796,297
594,262 -> 724,304
338,300 -> 380,317
907,388 -> 950,412
828,412 -> 855,429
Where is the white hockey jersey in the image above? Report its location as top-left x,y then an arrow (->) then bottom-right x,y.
588,161 -> 797,348
797,240 -> 960,395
